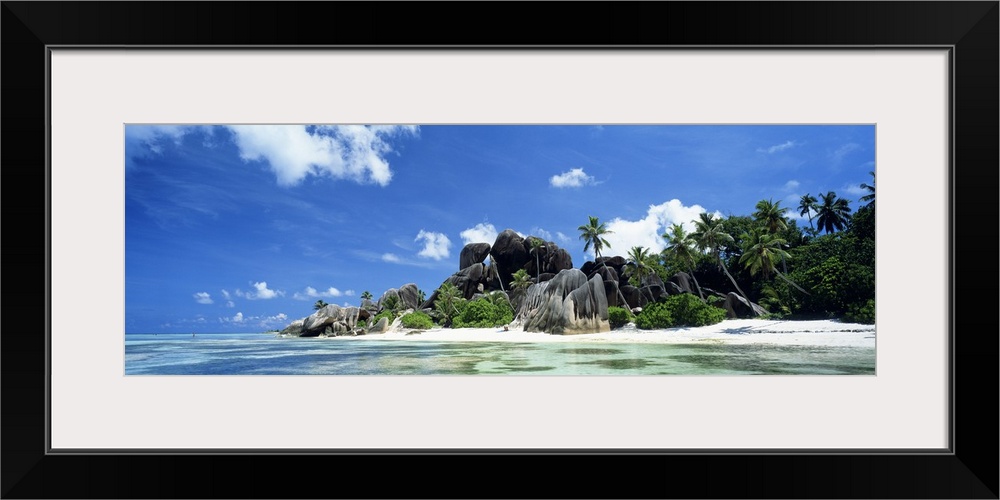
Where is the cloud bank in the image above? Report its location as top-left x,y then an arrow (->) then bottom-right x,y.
227,125 -> 418,187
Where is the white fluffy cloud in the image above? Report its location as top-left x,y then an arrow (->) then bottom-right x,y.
236,281 -> 284,300
598,200 -> 717,258
382,253 -> 401,263
757,140 -> 798,154
227,125 -> 417,187
231,312 -> 244,323
550,168 -> 596,188
460,223 -> 499,245
293,286 -> 346,300
193,292 -> 213,304
415,230 -> 451,260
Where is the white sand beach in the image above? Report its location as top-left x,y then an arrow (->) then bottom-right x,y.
327,319 -> 875,348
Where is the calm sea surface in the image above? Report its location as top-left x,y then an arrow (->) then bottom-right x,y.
125,332 -> 875,375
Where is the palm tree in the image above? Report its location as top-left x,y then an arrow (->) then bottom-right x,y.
798,194 -> 818,230
753,198 -> 790,273
859,171 -> 875,208
578,215 -> 612,262
509,268 -> 533,316
690,212 -> 754,312
578,216 -> 629,307
739,228 -> 810,295
753,199 -> 789,235
313,300 -> 328,311
433,282 -> 463,326
662,223 -> 705,300
816,191 -> 852,234
625,246 -> 652,288
360,291 -> 373,301
528,237 -> 546,281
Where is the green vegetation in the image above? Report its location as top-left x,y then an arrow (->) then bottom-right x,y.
607,306 -> 633,329
433,282 -> 465,326
635,294 -> 727,329
313,300 -> 328,310
400,311 -> 435,329
371,310 -> 395,327
634,301 -> 675,329
452,294 -> 513,328
843,298 -> 876,324
629,176 -> 874,323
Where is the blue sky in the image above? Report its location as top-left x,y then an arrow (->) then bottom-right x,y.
125,124 -> 875,333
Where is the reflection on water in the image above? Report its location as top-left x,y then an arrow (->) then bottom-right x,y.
125,333 -> 875,376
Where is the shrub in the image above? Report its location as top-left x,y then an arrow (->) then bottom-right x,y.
607,306 -> 633,329
372,310 -> 395,327
400,311 -> 434,329
635,301 -> 675,329
452,297 -> 513,328
667,293 -> 727,327
843,298 -> 875,324
635,294 -> 727,330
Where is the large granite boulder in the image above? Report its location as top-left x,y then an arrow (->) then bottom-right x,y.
596,255 -> 627,270
368,316 -> 390,334
522,268 -> 610,335
544,246 -> 574,274
491,229 -> 528,290
377,288 -> 400,311
301,304 -> 363,336
590,265 -> 619,282
419,263 -> 487,309
603,279 -> 621,308
459,242 -> 492,270
279,318 -> 305,336
723,292 -> 767,318
619,285 -> 646,310
668,272 -> 696,295
398,283 -> 421,310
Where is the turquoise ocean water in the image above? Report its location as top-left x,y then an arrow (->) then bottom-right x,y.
125,333 -> 875,375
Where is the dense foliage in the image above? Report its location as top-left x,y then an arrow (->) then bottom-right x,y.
607,306 -> 633,329
635,294 -> 727,329
634,301 -> 675,329
400,311 -> 434,329
452,295 -> 513,328
647,183 -> 875,322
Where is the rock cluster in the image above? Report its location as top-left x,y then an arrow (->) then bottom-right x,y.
278,227 -> 765,337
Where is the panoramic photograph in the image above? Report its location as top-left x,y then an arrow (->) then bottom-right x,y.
125,124 -> 876,375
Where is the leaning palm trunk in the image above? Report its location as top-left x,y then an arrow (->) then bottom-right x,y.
719,258 -> 756,316
488,252 -> 506,293
687,266 -> 706,301
775,269 -> 810,295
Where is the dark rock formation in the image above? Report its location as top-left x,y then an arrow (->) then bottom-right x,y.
723,292 -> 767,318
377,288 -> 400,311
619,285 -> 646,309
603,279 -> 620,308
459,242 -> 491,270
668,272 -> 696,295
537,272 -> 556,283
522,268 -> 610,334
596,255 -> 627,269
299,304 -> 363,336
419,263 -> 487,309
398,283 -> 421,310
491,229 -> 528,290
590,265 -> 619,282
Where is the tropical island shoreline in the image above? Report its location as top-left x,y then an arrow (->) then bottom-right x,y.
289,318 -> 875,348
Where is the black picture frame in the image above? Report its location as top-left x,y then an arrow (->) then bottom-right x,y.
3,2 -> 997,498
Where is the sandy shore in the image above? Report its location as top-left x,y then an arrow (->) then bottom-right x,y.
323,319 -> 875,348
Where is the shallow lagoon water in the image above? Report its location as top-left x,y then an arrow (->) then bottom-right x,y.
125,333 -> 875,375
